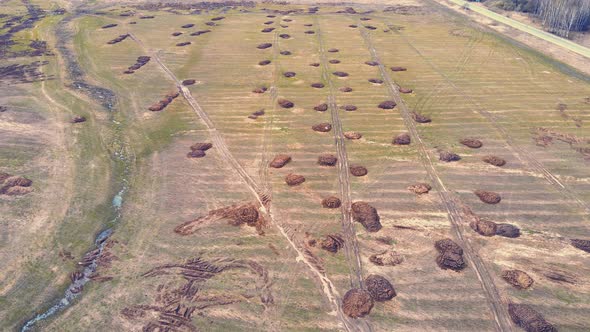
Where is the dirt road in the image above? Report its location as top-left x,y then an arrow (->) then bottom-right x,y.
359,27 -> 515,332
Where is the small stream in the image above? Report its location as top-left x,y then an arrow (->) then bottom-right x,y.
21,7 -> 132,332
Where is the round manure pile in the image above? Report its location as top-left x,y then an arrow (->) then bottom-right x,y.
312,123 -> 332,132
483,155 -> 506,167
279,33 -> 291,39
393,133 -> 411,145
328,48 -> 339,53
333,71 -> 349,77
314,103 -> 328,112
234,205 -> 259,225
435,238 -> 463,255
470,218 -> 497,236
407,183 -> 431,195
351,201 -> 381,232
378,100 -> 396,109
349,24 -> 358,28
187,150 -> 206,158
259,59 -> 272,66
320,234 -> 344,252
411,112 -> 431,123
344,131 -> 362,140
391,66 -> 407,72
439,151 -> 461,162
181,23 -> 194,28
280,50 -> 292,55
496,223 -> 520,238
264,21 -> 274,25
339,87 -> 353,92
502,270 -> 534,289
321,196 -> 341,208
252,86 -> 267,94
368,78 -> 383,84
360,17 -> 371,21
176,42 -> 191,47
369,250 -> 404,266
285,173 -> 305,186
172,32 -> 182,36
304,30 -> 315,34
190,142 -> 212,151
365,275 -> 396,301
436,251 -> 466,271
2,176 -> 32,188
318,154 -> 337,166
460,138 -> 483,148
283,71 -> 296,78
329,59 -> 341,64
342,289 -> 374,318
71,116 -> 86,123
182,79 -> 196,86
257,43 -> 272,49
474,190 -> 501,204
364,25 -> 377,30
570,238 -> 590,253
365,60 -> 379,66
261,27 -> 275,33
508,303 -> 556,332
278,98 -> 294,108
399,87 -> 413,94
341,105 -> 357,112
309,62 -> 320,67
269,154 -> 291,168
350,165 -> 367,177
311,82 -> 325,88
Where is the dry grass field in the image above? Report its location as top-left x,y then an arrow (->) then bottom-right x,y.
1,0 -> 590,331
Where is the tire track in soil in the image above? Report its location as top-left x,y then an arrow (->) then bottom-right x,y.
386,24 -> 590,215
315,17 -> 373,332
128,32 -> 360,332
359,27 -> 515,332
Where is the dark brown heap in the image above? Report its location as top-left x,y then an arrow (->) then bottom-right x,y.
439,151 -> 461,162
470,218 -> 497,236
460,138 -> 483,148
508,303 -> 557,332
285,173 -> 305,186
311,82 -> 325,88
483,155 -> 506,167
171,32 -> 182,36
496,224 -> 520,238
107,34 -> 130,44
181,23 -> 194,28
280,50 -> 291,55
283,71 -> 296,78
365,61 -> 379,66
393,133 -> 411,145
176,42 -> 191,46
190,143 -> 212,151
257,43 -> 272,49
279,33 -> 291,39
190,30 -> 211,36
252,86 -> 267,94
411,111 -> 431,123
312,123 -> 332,132
102,23 -> 117,29
342,289 -> 374,318
328,48 -> 339,53
390,66 -> 407,72
351,201 -> 381,232
309,62 -> 320,67
320,234 -> 344,252
571,239 -> 590,253
407,183 -> 431,195
378,100 -> 396,109
259,60 -> 272,66
341,105 -> 357,111
368,78 -> 383,84
314,103 -> 328,112
344,132 -> 362,140
278,99 -> 294,108
369,250 -> 404,266
187,150 -> 206,158
399,87 -> 413,93
318,154 -> 337,166
474,190 -> 501,204
434,238 -> 465,271
502,270 -> 534,289
304,30 -> 315,34
71,116 -> 86,123
329,59 -> 341,64
261,27 -> 275,33
339,87 -> 353,92
365,275 -> 396,301
270,155 -> 291,168
333,71 -> 349,77
321,196 -> 341,208
0,175 -> 33,196
350,165 -> 368,177
182,79 -> 196,86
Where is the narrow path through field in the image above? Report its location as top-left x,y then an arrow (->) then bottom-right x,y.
315,18 -> 366,292
386,25 -> 590,215
128,32 -> 360,332
359,27 -> 515,332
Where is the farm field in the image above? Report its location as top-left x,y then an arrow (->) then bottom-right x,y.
1,1 -> 590,331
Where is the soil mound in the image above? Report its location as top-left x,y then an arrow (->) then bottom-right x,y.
474,190 -> 501,204
181,23 -> 194,28
352,201 -> 381,232
399,87 -> 413,94
571,239 -> 590,253
279,34 -> 291,39
311,83 -> 325,88
2,176 -> 32,187
378,100 -> 396,109
102,23 -> 117,29
285,173 -> 305,186
257,43 -> 272,49
393,133 -> 411,145
369,250 -> 404,266
270,155 -> 291,168
1,175 -> 33,195
349,24 -> 358,28
280,50 -> 291,55
304,30 -> 315,34
261,27 -> 275,33
190,30 -> 211,36
460,138 -> 483,148
328,48 -> 339,53
264,21 -> 274,25
211,16 -> 225,21
368,78 -> 383,84
318,154 -> 337,166
435,238 -> 463,255
249,109 -> 265,119
329,59 -> 341,64
190,143 -> 212,151
483,155 -> 506,167
125,56 -> 151,74
259,60 -> 271,66
171,32 -> 182,36
365,61 -> 379,66
439,151 -> 461,162
107,34 -> 130,44
312,123 -> 332,132
0,172 -> 10,182
344,131 -> 362,140
252,86 -> 267,94
350,165 -> 368,177
234,205 -> 259,225
502,270 -> 534,289
341,105 -> 357,111
360,17 -> 371,21
205,22 -> 217,27
176,42 -> 191,47
304,24 -> 313,27
148,90 -> 179,112
342,289 -> 374,318
314,103 -> 328,112
470,218 -> 497,236
4,186 -> 33,196
390,66 -> 407,72
508,303 -> 556,332
333,71 -> 349,77
365,275 -> 396,301
407,183 -> 431,195
187,150 -> 206,158
339,87 -> 353,92
320,234 -> 344,252
436,251 -> 466,271
278,98 -> 294,108
71,115 -> 86,123
182,79 -> 196,86
283,71 -> 296,78
321,196 -> 341,208
496,224 -> 520,238
411,111 -> 431,123
364,25 -> 377,30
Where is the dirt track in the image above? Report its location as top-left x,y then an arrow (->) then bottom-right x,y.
359,27 -> 515,332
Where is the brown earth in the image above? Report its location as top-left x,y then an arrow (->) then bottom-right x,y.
269,154 -> 291,168
285,173 -> 305,186
312,123 -> 332,132
460,138 -> 483,149
470,218 -> 497,236
407,183 -> 431,195
365,274 -> 396,301
439,151 -> 461,162
318,154 -> 337,166
571,239 -> 590,253
351,201 -> 381,232
393,132 -> 411,145
278,98 -> 294,108
368,78 -> 383,84
411,111 -> 431,123
314,103 -> 328,112
369,250 -> 404,266
496,223 -> 521,238
474,190 -> 502,204
320,234 -> 344,253
321,196 -> 341,208
341,289 -> 374,318
349,165 -> 368,177
502,270 -> 534,289
378,100 -> 396,109
344,131 -> 362,140
483,155 -> 506,167
508,303 -> 557,332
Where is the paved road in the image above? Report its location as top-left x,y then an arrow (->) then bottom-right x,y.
447,0 -> 590,59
